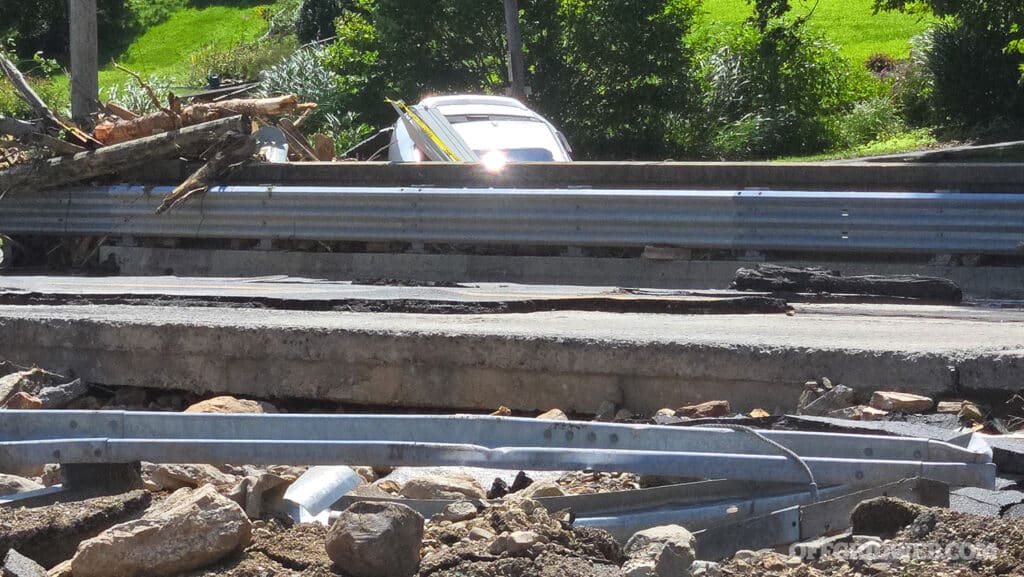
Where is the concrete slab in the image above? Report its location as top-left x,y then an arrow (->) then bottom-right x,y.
1,302 -> 1022,414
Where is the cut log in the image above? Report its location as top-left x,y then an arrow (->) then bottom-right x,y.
105,102 -> 139,121
0,53 -> 62,129
157,131 -> 257,213
0,115 -> 250,197
733,264 -> 963,303
93,95 -> 307,145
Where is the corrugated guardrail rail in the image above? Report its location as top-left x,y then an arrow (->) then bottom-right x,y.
1,185 -> 1023,254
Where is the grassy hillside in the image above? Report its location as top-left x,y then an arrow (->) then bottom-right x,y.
699,0 -> 933,64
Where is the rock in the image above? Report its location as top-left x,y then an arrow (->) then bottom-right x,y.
144,463 -> 237,491
869,391 -> 934,413
1004,503 -> 1024,519
749,408 -> 770,418
800,385 -> 855,416
4,392 -> 41,410
509,471 -> 534,493
732,549 -> 756,561
36,379 -> 89,409
488,477 -> 510,499
468,527 -> 495,541
622,525 -> 695,577
71,485 -> 252,577
184,395 -> 277,414
40,464 -> 61,487
654,408 -> 676,418
959,402 -> 984,423
689,560 -> 722,577
906,510 -> 938,539
326,501 -> 424,577
353,466 -> 377,483
490,406 -> 512,417
937,400 -> 964,413
790,532 -> 853,561
436,500 -> 478,523
507,530 -> 542,555
594,400 -> 618,422
0,369 -> 62,406
226,472 -> 290,519
829,405 -> 888,421
2,549 -> 46,577
850,497 -> 925,537
0,474 -> 44,497
676,400 -> 730,419
376,479 -> 401,494
614,408 -> 634,421
536,409 -> 568,421
400,474 -> 486,500
516,480 -> 566,499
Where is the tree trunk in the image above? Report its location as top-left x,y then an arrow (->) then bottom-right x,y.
0,115 -> 250,197
733,264 -> 963,303
93,95 -> 306,145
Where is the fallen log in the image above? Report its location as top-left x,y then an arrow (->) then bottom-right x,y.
0,52 -> 100,148
157,131 -> 257,213
0,115 -> 40,139
93,95 -> 310,145
733,263 -> 963,303
0,115 -> 250,197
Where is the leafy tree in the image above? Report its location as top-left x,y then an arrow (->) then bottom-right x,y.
874,0 -> 1024,127
2,0 -> 138,63
296,0 -> 349,44
324,0 -> 699,160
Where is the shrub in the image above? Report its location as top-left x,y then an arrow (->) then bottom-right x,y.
103,76 -> 175,114
926,21 -> 1024,127
258,46 -> 372,152
889,31 -> 935,127
675,16 -> 859,158
865,52 -> 896,74
835,96 -> 905,148
189,36 -> 298,84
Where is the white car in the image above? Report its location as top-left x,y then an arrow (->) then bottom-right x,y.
388,95 -> 572,162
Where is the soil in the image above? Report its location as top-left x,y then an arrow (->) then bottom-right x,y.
719,502 -> 1024,577
0,490 -> 150,568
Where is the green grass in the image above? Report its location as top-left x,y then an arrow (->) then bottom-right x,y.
699,0 -> 934,64
45,1 -> 277,101
780,128 -> 938,161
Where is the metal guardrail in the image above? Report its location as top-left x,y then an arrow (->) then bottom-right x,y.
0,411 -> 996,489
1,185 -> 1023,254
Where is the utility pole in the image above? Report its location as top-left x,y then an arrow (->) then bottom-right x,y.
69,0 -> 99,126
502,0 -> 526,101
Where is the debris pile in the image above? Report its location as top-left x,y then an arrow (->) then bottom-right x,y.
0,53 -> 317,211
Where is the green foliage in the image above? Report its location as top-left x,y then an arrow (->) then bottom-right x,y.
874,0 -> 1024,129
295,0 -> 347,43
527,0 -> 700,159
324,0 -> 508,129
674,15 -> 861,158
189,35 -> 297,82
889,32 -> 936,127
257,45 -> 371,150
104,76 -> 175,113
835,96 -> 905,148
2,0 -> 140,62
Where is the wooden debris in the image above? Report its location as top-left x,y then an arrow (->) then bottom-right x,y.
94,95 -> 310,145
0,115 -> 40,139
157,130 -> 257,214
0,115 -> 250,197
278,118 -> 318,161
313,134 -> 335,161
733,264 -> 963,303
105,102 -> 140,121
870,391 -> 934,413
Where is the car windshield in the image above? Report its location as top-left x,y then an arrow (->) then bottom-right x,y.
450,119 -> 565,161
474,148 -> 555,161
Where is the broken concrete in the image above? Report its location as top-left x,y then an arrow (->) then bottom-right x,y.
3,303 -> 1021,413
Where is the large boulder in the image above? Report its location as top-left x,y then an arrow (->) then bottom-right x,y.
0,369 -> 62,407
2,549 -> 47,577
0,474 -> 44,497
326,501 -> 424,577
622,525 -> 696,577
399,474 -> 486,500
142,463 -> 237,491
71,485 -> 251,577
184,396 -> 277,414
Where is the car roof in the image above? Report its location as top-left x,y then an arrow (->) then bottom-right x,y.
419,94 -> 537,119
